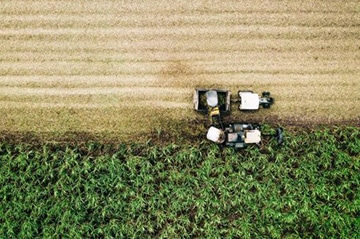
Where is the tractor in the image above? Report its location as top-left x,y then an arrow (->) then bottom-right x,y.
236,90 -> 274,110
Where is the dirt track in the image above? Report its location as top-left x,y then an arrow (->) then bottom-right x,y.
1,0 -> 359,141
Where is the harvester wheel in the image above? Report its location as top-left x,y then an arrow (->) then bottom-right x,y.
276,127 -> 284,145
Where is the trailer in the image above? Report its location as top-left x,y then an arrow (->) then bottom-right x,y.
193,88 -> 231,113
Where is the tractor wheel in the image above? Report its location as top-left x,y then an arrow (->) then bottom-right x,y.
262,91 -> 270,97
263,103 -> 270,108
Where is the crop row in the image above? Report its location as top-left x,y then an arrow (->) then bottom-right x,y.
1,127 -> 359,238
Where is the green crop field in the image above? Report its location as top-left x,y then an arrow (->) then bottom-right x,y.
1,127 -> 360,238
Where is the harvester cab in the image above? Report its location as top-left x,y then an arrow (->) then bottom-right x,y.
194,88 -> 283,149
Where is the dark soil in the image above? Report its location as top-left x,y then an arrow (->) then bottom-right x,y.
1,116 -> 359,147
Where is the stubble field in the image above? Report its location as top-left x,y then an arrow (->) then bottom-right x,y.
1,0 -> 359,141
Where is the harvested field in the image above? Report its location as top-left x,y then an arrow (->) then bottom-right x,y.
1,0 -> 359,141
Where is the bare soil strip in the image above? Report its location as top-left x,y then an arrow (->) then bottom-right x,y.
1,0 -> 359,141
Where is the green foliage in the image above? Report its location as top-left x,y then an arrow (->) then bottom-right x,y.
0,127 -> 359,238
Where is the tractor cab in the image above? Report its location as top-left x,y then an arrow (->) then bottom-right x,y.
238,91 -> 274,110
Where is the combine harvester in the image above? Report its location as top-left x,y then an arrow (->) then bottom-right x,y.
193,88 -> 283,149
